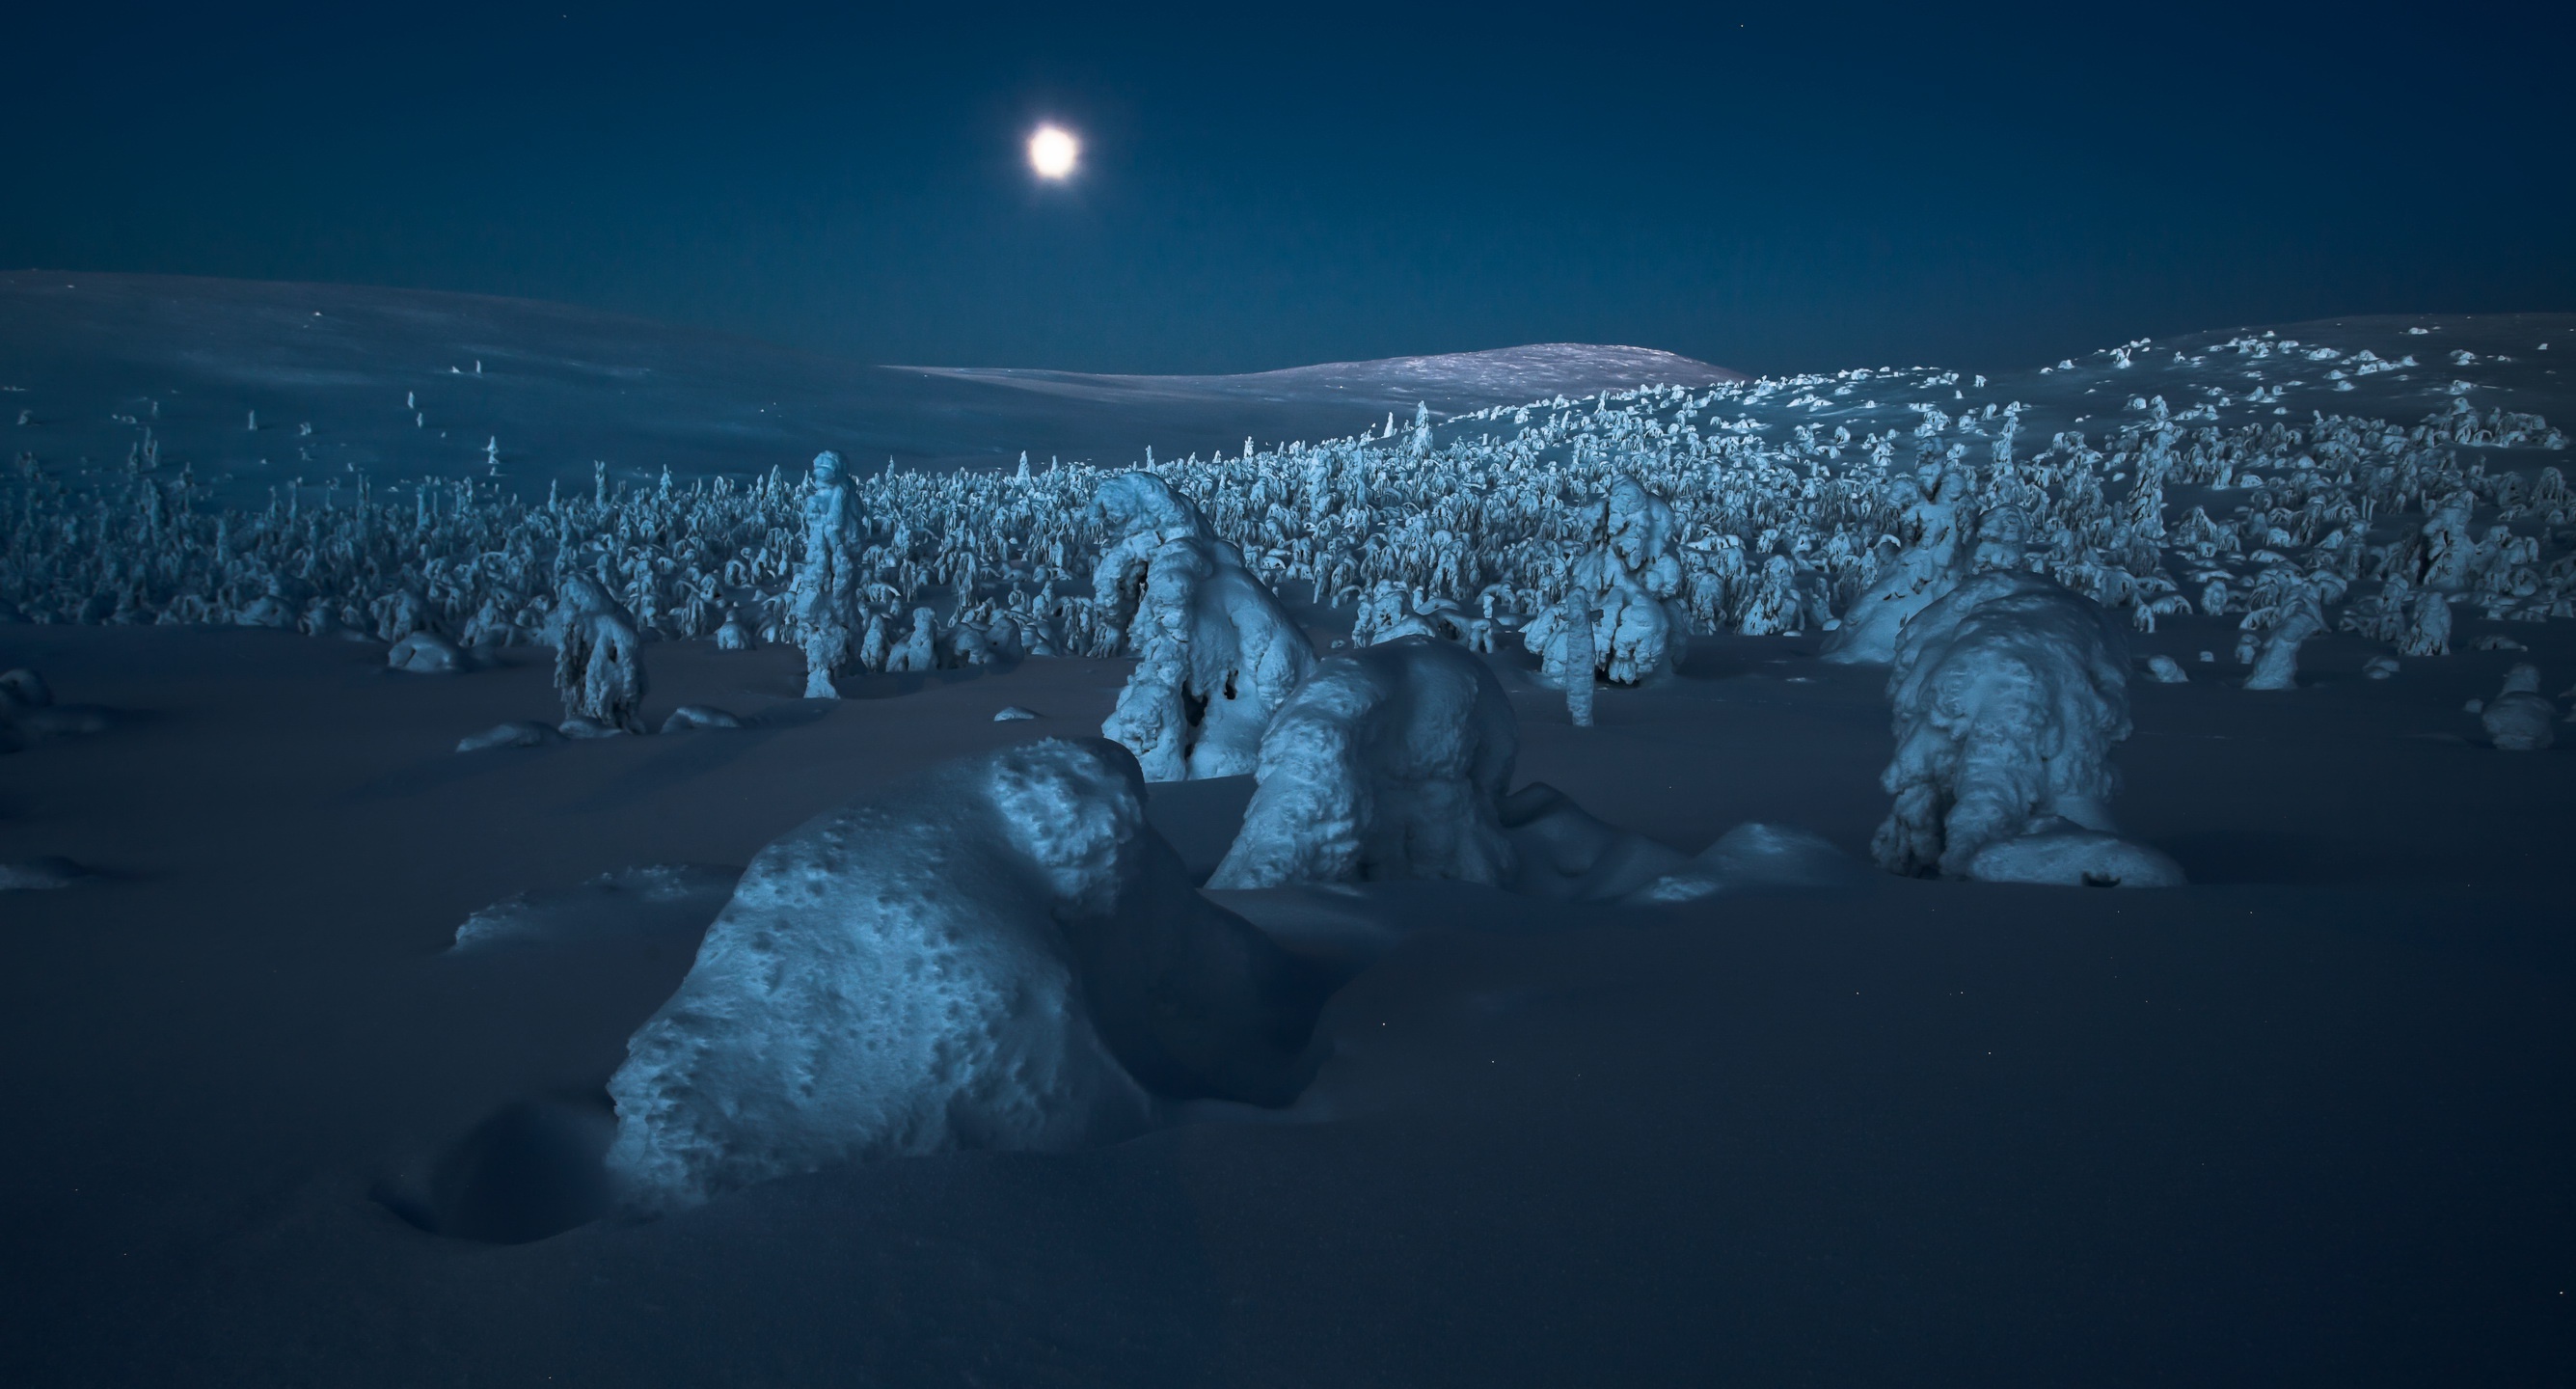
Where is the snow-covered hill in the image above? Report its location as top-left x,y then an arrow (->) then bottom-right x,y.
0,272 -> 1737,502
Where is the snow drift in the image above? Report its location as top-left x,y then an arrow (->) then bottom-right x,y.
606,737 -> 1323,1211
1208,637 -> 1517,889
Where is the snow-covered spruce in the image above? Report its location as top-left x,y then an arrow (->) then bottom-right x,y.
1871,571 -> 2182,886
1208,637 -> 1517,889
788,450 -> 857,697
1821,466 -> 1972,665
1519,478 -> 1684,687
5,352 -> 2572,679
606,737 -> 1320,1211
1092,473 -> 1315,781
551,574 -> 647,733
2241,573 -> 2328,691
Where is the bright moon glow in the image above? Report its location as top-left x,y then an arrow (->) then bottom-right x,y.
1028,125 -> 1079,179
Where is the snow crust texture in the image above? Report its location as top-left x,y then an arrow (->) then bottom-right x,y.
1209,637 -> 1517,889
606,737 -> 1319,1211
1872,572 -> 2180,885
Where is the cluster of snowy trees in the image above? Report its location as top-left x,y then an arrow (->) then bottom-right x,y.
8,381 -> 2568,688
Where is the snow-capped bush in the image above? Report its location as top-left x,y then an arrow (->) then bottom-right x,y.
607,737 -> 1320,1211
1208,637 -> 1516,889
1092,473 -> 1315,780
1871,572 -> 2177,885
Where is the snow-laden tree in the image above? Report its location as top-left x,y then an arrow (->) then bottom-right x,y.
1091,472 -> 1315,780
1871,571 -> 2182,886
1822,467 -> 1972,665
1209,638 -> 1517,889
552,574 -> 646,732
1519,478 -> 1682,685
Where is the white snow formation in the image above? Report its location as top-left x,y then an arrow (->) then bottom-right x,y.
451,863 -> 742,952
0,856 -> 90,890
606,738 -> 1320,1211
1822,466 -> 1973,665
2481,664 -> 2557,750
456,721 -> 560,753
5,320 -> 2569,729
658,704 -> 743,732
1208,637 -> 1517,889
386,630 -> 465,674
551,574 -> 647,733
2241,574 -> 2328,691
1519,477 -> 1684,686
1091,472 -> 1316,781
1871,571 -> 2181,886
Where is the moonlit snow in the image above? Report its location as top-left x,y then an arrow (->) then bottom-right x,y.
1092,472 -> 1315,780
1872,571 -> 2179,886
1209,637 -> 1517,889
5,292 -> 2573,1385
606,738 -> 1319,1210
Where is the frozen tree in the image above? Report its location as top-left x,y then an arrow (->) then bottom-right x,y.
1208,638 -> 1517,889
2398,590 -> 2454,658
884,607 -> 937,673
1092,473 -> 1315,780
1823,467 -> 1972,665
1871,571 -> 2181,886
790,451 -> 857,696
607,738 -> 1321,1211
2481,664 -> 2557,750
2241,576 -> 2327,691
1519,479 -> 1681,686
552,574 -> 647,732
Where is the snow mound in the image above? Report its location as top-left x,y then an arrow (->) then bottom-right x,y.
1632,823 -> 1863,903
2481,665 -> 2557,750
449,864 -> 743,952
994,705 -> 1041,722
456,721 -> 559,753
1209,638 -> 1516,889
1872,571 -> 2173,884
606,738 -> 1323,1211
387,631 -> 465,673
1964,822 -> 2187,888
1093,473 -> 1315,780
658,704 -> 743,732
0,856 -> 91,890
1498,783 -> 1694,903
0,667 -> 52,710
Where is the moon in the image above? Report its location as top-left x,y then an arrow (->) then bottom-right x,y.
1027,124 -> 1079,180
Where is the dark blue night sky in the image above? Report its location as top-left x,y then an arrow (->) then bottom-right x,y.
10,1 -> 2569,374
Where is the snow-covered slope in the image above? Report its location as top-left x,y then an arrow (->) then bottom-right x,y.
0,272 -> 1736,502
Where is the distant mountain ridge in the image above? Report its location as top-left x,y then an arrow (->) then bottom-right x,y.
0,272 -> 1738,500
